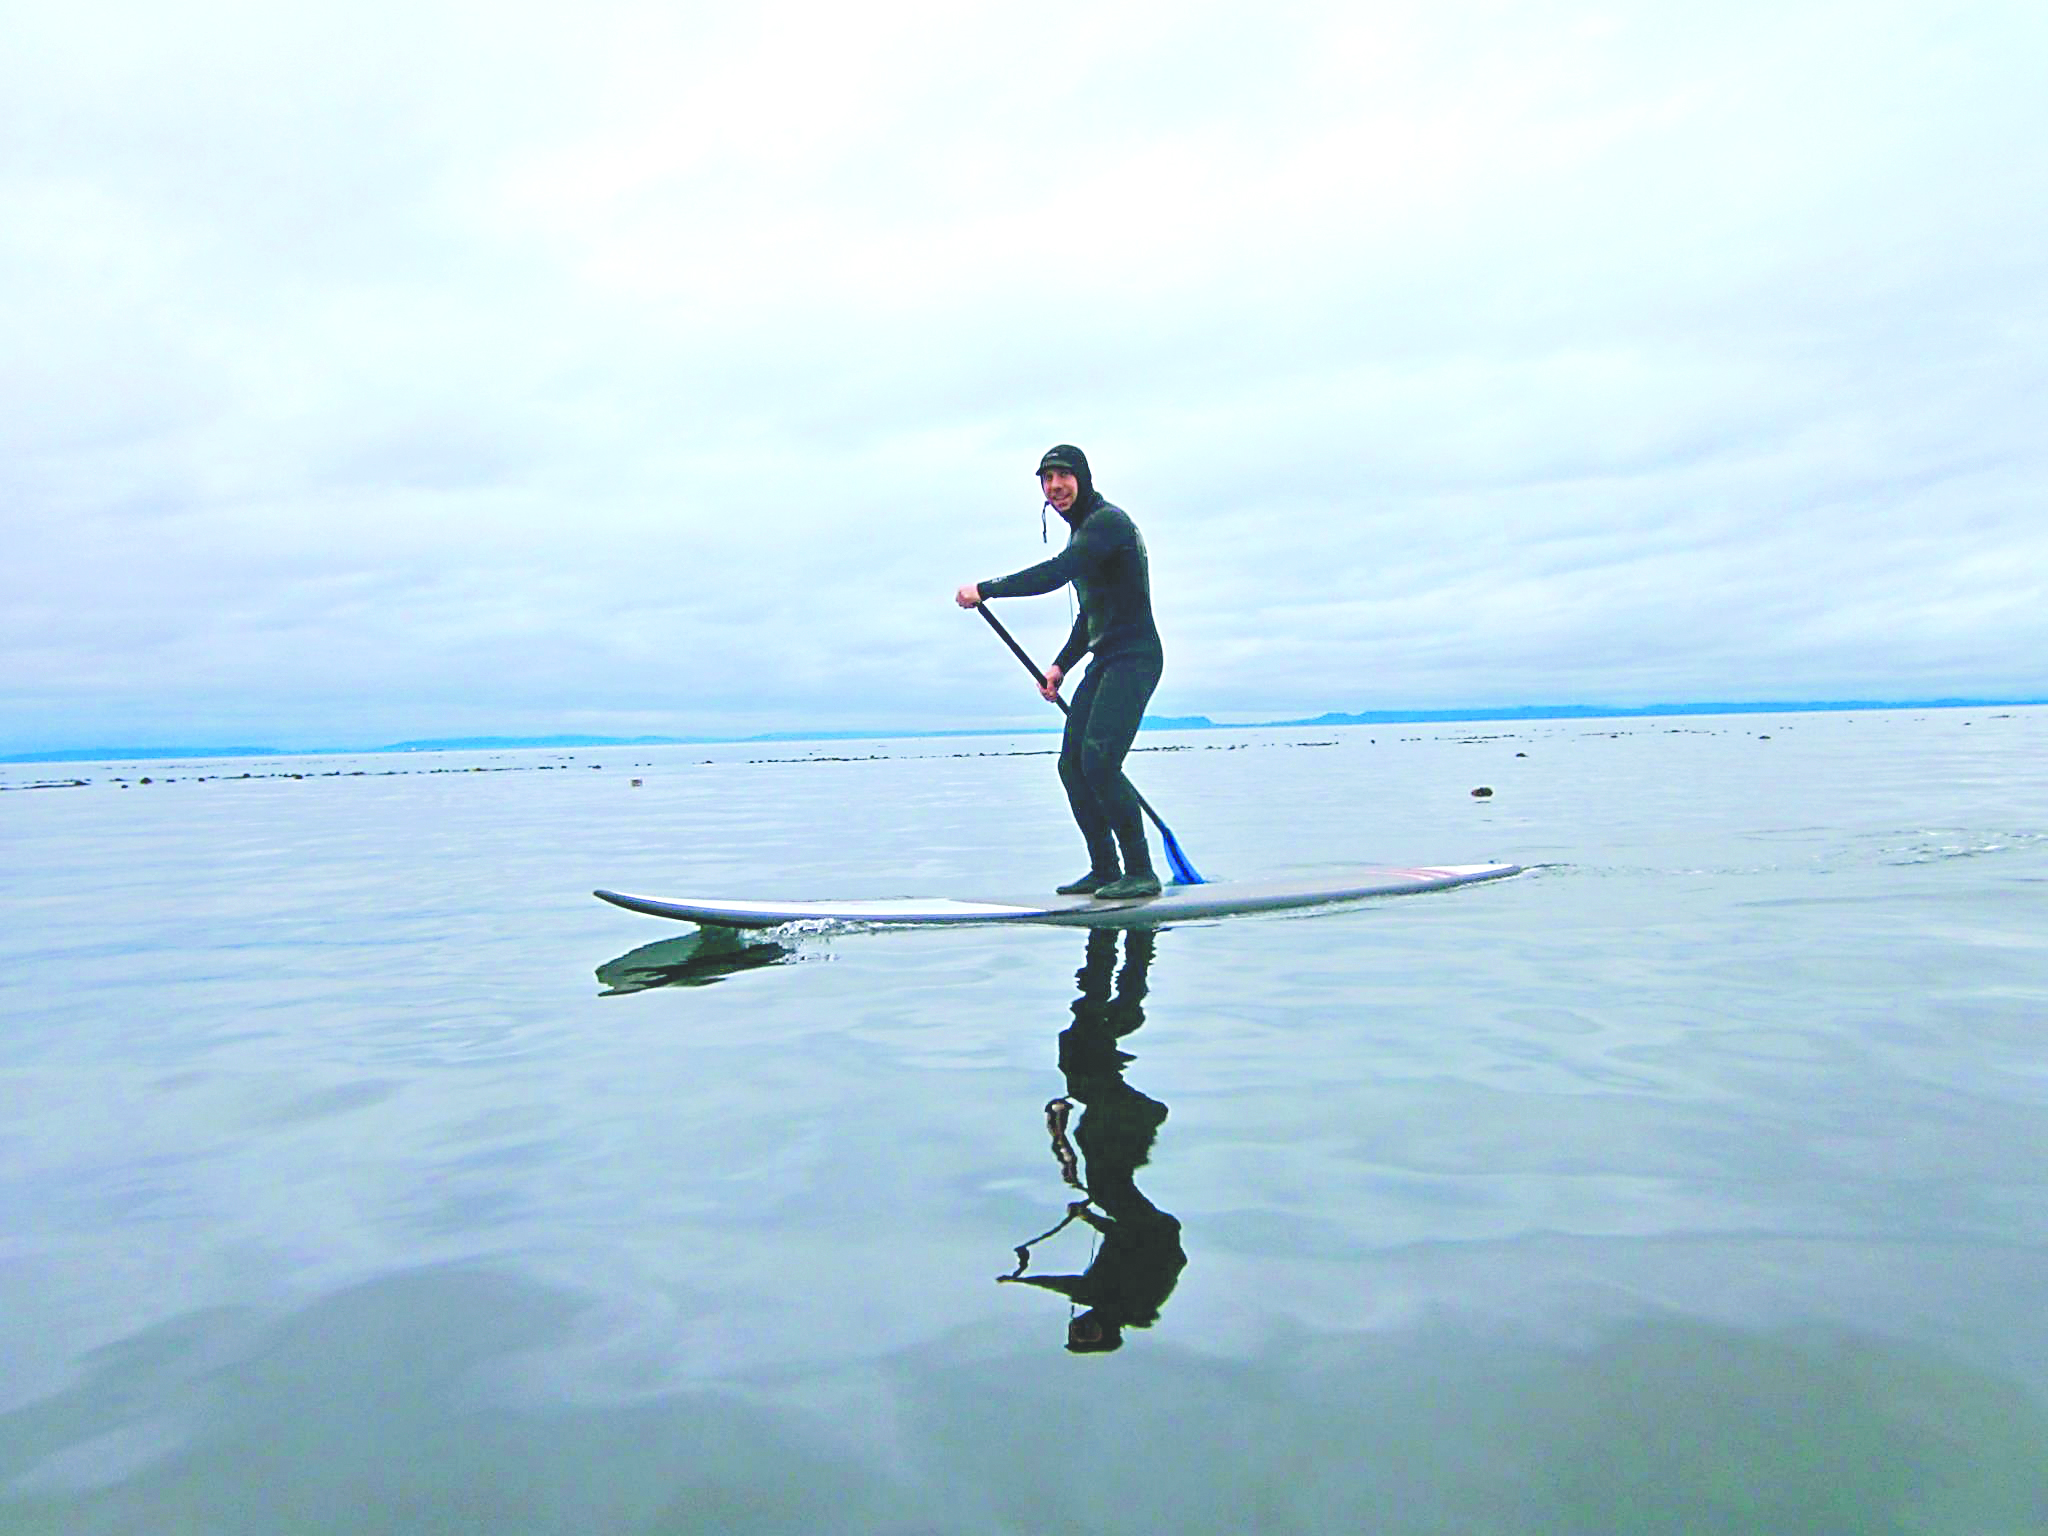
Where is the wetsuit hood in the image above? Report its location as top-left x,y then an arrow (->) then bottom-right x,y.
1038,443 -> 1102,527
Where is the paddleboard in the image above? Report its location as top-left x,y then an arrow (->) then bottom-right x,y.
593,863 -> 1520,930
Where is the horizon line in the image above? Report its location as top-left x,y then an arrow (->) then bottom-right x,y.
5,695 -> 2043,764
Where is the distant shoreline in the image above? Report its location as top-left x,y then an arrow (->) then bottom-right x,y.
5,697 -> 2040,764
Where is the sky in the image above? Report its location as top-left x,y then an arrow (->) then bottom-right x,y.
3,0 -> 2044,750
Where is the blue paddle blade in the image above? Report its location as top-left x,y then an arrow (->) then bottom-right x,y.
1160,826 -> 1203,885
1127,786 -> 1202,885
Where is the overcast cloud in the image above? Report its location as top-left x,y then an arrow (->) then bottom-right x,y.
4,0 -> 2044,750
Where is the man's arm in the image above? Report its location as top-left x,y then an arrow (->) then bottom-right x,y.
977,545 -> 1082,601
1051,611 -> 1090,675
978,511 -> 1121,602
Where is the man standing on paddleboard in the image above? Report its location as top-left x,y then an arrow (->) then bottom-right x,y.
956,445 -> 1165,900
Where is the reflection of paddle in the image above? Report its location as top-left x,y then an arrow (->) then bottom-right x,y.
973,602 -> 1204,886
1000,1201 -> 1094,1280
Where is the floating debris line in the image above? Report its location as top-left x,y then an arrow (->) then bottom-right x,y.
6,737 -> 1353,789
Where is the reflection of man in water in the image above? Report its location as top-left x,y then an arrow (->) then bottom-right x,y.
1001,927 -> 1186,1353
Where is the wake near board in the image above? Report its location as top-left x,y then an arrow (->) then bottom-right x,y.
593,863 -> 1519,930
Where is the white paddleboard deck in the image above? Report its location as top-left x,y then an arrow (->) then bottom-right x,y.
594,863 -> 1520,930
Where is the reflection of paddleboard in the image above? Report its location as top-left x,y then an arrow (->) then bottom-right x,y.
593,863 -> 1520,930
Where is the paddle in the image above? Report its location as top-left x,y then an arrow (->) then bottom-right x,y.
973,602 -> 1205,885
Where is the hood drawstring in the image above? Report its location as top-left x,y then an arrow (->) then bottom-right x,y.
1041,502 -> 1079,627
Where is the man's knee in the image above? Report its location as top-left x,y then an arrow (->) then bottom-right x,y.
1077,739 -> 1125,792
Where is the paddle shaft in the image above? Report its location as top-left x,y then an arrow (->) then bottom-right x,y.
972,602 -> 1203,884
977,601 -> 1068,706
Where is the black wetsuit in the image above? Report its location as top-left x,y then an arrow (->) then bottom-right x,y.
980,494 -> 1164,878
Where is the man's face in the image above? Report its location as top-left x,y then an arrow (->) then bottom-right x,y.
1040,469 -> 1079,513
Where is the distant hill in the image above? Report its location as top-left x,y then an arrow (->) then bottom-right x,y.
1269,699 -> 2035,727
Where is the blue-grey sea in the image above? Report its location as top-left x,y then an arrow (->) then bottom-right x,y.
4,707 -> 2047,1535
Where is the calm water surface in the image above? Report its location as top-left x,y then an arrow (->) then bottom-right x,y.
4,709 -> 2047,1533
